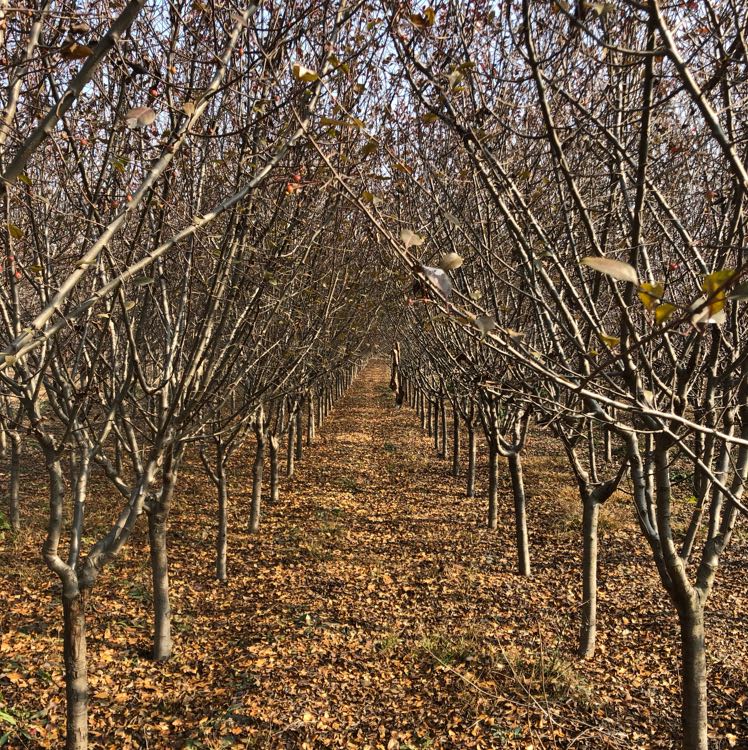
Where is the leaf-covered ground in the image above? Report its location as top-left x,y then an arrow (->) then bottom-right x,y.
1,363 -> 747,749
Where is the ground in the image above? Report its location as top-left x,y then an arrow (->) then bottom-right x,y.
1,362 -> 747,749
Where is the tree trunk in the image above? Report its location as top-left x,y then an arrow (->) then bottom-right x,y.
427,399 -> 433,437
147,450 -> 178,661
215,460 -> 228,582
678,603 -> 708,750
63,589 -> 88,750
578,495 -> 600,658
307,396 -> 315,445
466,423 -> 476,498
433,399 -> 439,453
269,435 -> 279,504
487,437 -> 498,529
439,397 -> 447,458
286,418 -> 295,478
8,430 -> 21,531
295,405 -> 303,461
148,512 -> 172,660
508,452 -> 530,576
451,408 -> 460,477
249,434 -> 265,533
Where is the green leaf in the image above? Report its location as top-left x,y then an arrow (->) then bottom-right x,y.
0,710 -> 16,727
7,223 -> 23,240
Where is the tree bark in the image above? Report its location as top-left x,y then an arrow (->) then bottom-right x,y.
8,429 -> 21,531
466,422 -> 476,498
63,589 -> 89,750
578,495 -> 600,657
249,433 -> 265,534
307,396 -> 315,445
269,434 -> 279,504
678,602 -> 708,750
508,452 -> 530,576
215,459 -> 228,582
487,437 -> 498,529
148,512 -> 172,660
439,396 -> 447,458
451,407 -> 460,477
147,448 -> 178,661
286,417 -> 295,477
295,404 -> 303,461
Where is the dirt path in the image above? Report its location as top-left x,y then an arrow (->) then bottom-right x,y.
1,362 -> 746,749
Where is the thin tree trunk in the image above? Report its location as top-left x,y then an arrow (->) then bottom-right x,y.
307,397 -> 315,445
427,399 -> 433,437
508,452 -> 530,576
269,435 -> 279,504
487,437 -> 498,529
8,429 -> 21,531
678,602 -> 708,750
62,589 -> 88,750
286,417 -> 295,477
439,397 -> 447,458
467,422 -> 476,498
249,433 -> 265,533
433,399 -> 439,453
147,447 -> 178,661
295,404 -> 303,461
451,407 -> 460,477
578,495 -> 600,657
215,459 -> 228,582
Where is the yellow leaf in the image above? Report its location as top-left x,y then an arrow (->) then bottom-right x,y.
61,43 -> 93,60
655,302 -> 677,324
302,711 -> 314,723
292,63 -> 319,82
7,223 -> 22,239
637,281 -> 664,310
599,332 -> 620,348
702,269 -> 734,317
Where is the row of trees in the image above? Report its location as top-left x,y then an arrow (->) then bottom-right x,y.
3,0 -> 748,748
1,0 -> 387,746
371,3 -> 748,750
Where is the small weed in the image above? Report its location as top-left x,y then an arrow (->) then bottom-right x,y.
490,724 -> 524,747
384,442 -> 398,452
418,632 -> 479,666
375,631 -> 402,655
500,644 -> 592,705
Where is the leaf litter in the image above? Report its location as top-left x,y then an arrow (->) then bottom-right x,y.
0,363 -> 746,749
